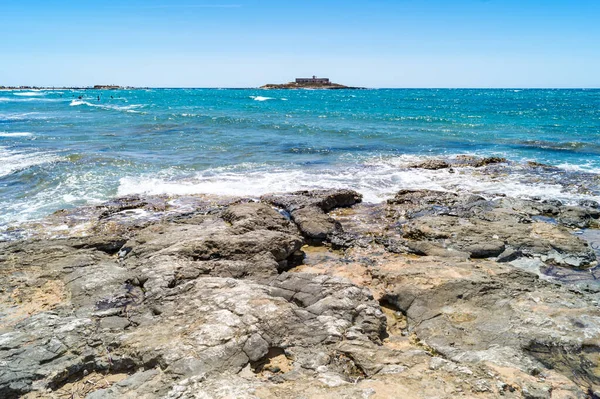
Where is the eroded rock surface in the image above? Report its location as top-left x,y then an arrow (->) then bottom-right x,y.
262,189 -> 362,242
1,188 -> 600,398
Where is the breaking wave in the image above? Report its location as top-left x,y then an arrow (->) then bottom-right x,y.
117,155 -> 600,205
13,91 -> 45,97
0,146 -> 60,178
0,132 -> 33,137
250,96 -> 275,101
69,100 -> 145,113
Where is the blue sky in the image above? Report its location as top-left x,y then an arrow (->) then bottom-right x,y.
1,0 -> 599,87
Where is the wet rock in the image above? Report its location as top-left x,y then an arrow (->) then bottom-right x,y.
387,189 -> 479,207
410,159 -> 451,170
455,155 -> 508,167
383,190 -> 598,268
579,199 -> 600,209
557,206 -> 600,229
542,199 -> 563,207
527,161 -> 559,170
496,248 -> 523,263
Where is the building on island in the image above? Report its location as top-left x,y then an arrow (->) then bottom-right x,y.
295,76 -> 330,85
93,85 -> 121,89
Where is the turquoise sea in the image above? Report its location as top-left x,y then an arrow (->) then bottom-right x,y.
1,88 -> 599,235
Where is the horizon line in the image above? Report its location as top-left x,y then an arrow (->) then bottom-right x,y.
2,86 -> 600,90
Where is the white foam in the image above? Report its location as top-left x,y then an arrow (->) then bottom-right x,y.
0,96 -> 65,103
13,91 -> 44,97
70,100 -> 144,113
117,156 -> 599,205
0,132 -> 33,137
0,146 -> 60,178
250,96 -> 275,102
0,112 -> 53,121
556,162 -> 600,174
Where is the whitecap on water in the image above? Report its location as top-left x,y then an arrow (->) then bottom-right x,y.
0,112 -> 53,121
0,146 -> 60,178
0,132 -> 33,137
250,96 -> 275,101
70,100 -> 145,113
555,162 -> 600,173
116,155 -> 600,205
13,91 -> 45,97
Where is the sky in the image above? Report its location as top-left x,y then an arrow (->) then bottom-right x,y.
1,0 -> 599,88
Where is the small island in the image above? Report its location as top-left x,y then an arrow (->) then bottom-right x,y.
93,85 -> 123,90
261,76 -> 363,89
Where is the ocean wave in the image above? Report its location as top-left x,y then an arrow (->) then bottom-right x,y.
555,162 -> 600,174
0,146 -> 60,177
0,97 -> 66,103
511,139 -> 600,154
0,112 -> 53,121
117,155 -> 599,205
69,100 -> 145,113
0,132 -> 33,137
13,91 -> 45,97
69,100 -> 89,107
250,96 -> 275,101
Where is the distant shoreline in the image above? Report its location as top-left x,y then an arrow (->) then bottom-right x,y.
1,86 -> 599,90
0,86 -> 365,90
0,86 -> 141,90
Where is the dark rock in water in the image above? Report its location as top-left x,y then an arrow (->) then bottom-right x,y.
97,195 -> 151,219
455,155 -> 508,167
542,198 -> 563,207
579,199 -> 600,209
409,160 -> 451,170
1,188 -> 600,398
557,206 -> 600,229
527,161 -> 560,170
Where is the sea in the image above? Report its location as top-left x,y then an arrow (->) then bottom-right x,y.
1,88 -> 599,237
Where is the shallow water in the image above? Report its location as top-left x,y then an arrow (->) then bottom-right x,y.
1,88 -> 599,233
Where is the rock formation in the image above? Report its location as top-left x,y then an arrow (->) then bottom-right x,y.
1,186 -> 599,398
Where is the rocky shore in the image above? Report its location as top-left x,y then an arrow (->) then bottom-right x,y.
1,169 -> 600,398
